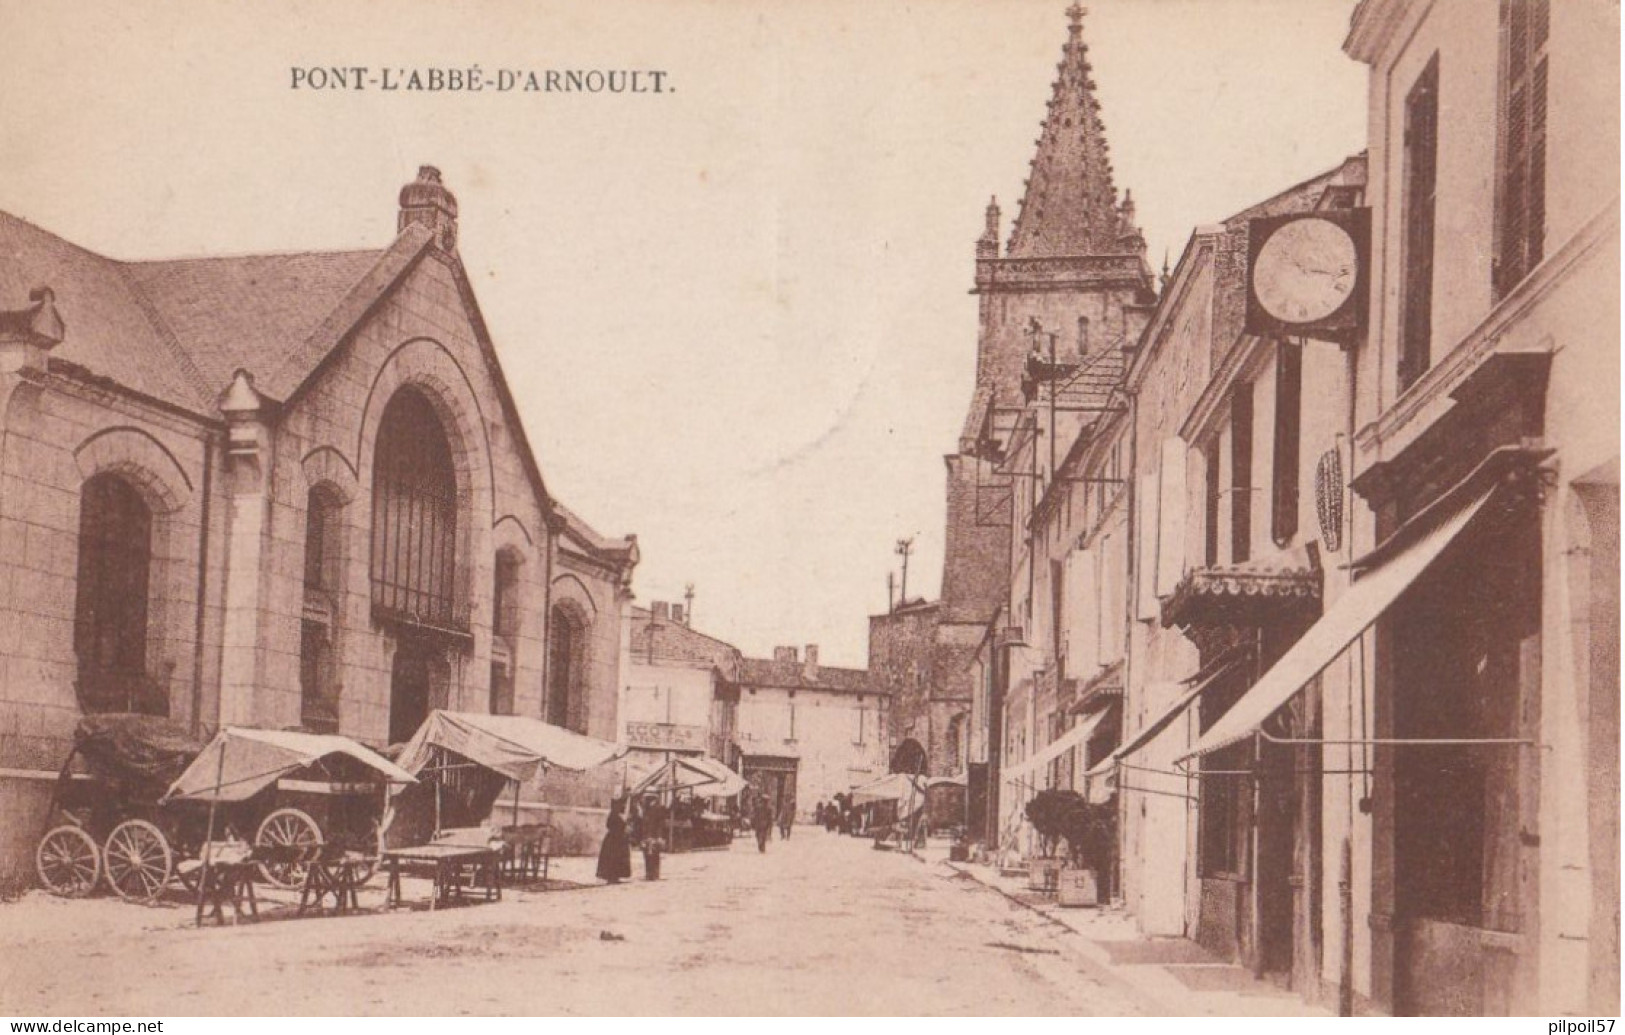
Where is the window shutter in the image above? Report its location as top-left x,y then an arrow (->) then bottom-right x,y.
1155,437 -> 1187,596
1099,526 -> 1125,665
1136,470 -> 1160,619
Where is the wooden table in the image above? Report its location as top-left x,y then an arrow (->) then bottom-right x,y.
382,844 -> 502,910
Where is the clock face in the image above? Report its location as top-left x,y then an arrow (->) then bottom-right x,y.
1252,217 -> 1359,325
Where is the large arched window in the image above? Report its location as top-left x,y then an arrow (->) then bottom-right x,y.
74,473 -> 155,713
547,605 -> 585,733
371,388 -> 462,630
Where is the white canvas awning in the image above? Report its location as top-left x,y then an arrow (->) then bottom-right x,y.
1003,702 -> 1116,785
1179,483 -> 1496,760
393,710 -> 627,787
165,727 -> 416,803
1082,660 -> 1244,782
849,772 -> 924,805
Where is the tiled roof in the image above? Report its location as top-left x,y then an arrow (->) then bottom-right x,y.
122,248 -> 386,398
735,657 -> 874,695
1162,562 -> 1323,631
0,210 -> 427,416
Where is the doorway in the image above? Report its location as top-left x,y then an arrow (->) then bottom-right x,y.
389,633 -> 446,745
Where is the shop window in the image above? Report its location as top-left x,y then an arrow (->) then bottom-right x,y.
1390,507 -> 1538,932
1399,55 -> 1440,390
1493,0 -> 1549,300
74,473 -> 156,714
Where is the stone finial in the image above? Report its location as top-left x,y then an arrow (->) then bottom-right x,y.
398,164 -> 459,252
219,369 -> 262,418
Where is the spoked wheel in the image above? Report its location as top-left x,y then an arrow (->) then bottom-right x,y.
36,825 -> 100,897
255,808 -> 321,889
103,820 -> 173,902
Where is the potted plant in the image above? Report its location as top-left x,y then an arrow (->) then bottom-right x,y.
1056,793 -> 1115,908
1023,791 -> 1071,892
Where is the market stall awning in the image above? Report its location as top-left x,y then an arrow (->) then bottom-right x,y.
164,727 -> 415,803
1002,701 -> 1117,784
926,773 -> 968,789
394,710 -> 628,786
630,755 -> 747,798
849,772 -> 924,805
1179,483 -> 1496,760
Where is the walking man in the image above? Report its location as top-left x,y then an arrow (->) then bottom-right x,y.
777,796 -> 795,840
752,794 -> 774,853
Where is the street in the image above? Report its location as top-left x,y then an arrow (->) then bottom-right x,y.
0,829 -> 1151,1016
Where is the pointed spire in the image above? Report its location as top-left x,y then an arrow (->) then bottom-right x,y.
1006,3 -> 1129,259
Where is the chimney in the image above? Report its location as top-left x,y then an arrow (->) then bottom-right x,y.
399,165 -> 458,252
803,645 -> 819,680
651,601 -> 670,621
671,603 -> 686,626
773,646 -> 798,664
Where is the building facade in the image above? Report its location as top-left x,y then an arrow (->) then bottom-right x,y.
0,167 -> 637,879
730,646 -> 885,820
620,600 -> 742,778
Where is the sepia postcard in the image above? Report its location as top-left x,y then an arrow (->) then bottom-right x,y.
0,0 -> 1618,1022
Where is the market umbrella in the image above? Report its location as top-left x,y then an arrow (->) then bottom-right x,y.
629,755 -> 747,799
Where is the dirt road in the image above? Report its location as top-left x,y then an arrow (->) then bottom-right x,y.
1,829 -> 1152,1015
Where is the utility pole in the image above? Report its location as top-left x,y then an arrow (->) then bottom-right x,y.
895,536 -> 914,606
887,571 -> 896,613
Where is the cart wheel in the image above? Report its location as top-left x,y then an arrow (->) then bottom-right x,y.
255,808 -> 321,889
36,825 -> 100,897
103,820 -> 173,903
347,859 -> 377,887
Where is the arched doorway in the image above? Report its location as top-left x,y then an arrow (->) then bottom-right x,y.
890,737 -> 927,776
372,387 -> 461,743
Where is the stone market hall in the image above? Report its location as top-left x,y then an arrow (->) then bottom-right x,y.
0,167 -> 637,881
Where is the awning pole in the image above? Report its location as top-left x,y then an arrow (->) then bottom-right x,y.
197,732 -> 227,927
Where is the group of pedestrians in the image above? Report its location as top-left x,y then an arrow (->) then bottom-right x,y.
813,797 -> 859,834
747,792 -> 794,853
595,793 -> 670,884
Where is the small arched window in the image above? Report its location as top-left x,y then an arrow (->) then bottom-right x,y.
371,388 -> 461,629
75,473 -> 155,713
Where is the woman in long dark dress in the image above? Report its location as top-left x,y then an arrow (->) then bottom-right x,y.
596,797 -> 632,884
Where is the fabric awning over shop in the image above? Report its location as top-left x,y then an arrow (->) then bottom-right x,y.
1003,701 -> 1116,785
393,710 -> 628,787
1179,483 -> 1497,761
1082,660 -> 1244,781
165,727 -> 416,803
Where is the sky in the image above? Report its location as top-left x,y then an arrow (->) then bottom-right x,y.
0,0 -> 1369,668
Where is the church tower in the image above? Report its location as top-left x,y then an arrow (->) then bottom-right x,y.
943,2 -> 1155,625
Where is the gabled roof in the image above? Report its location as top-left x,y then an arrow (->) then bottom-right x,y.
734,657 -> 874,695
553,499 -> 638,566
0,209 -> 429,416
